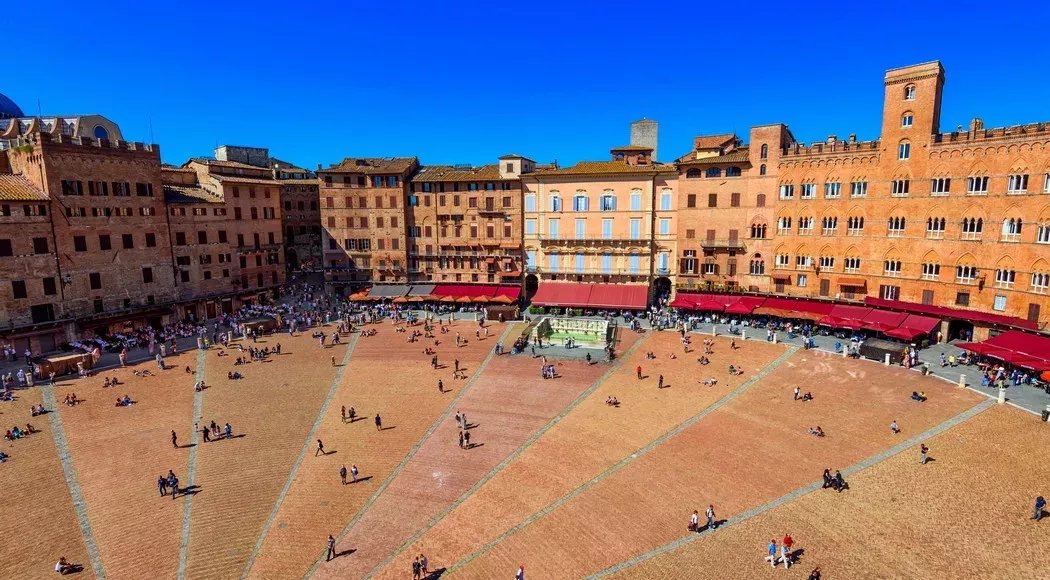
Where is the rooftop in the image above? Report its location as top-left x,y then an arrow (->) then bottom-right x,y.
0,174 -> 47,201
678,147 -> 751,165
323,157 -> 417,175
163,184 -> 224,204
412,164 -> 504,182
525,160 -> 675,178
692,133 -> 738,150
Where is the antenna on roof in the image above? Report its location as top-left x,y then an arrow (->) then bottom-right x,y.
37,98 -> 42,118
149,115 -> 155,145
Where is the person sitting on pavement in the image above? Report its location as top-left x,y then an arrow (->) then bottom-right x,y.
809,426 -> 825,437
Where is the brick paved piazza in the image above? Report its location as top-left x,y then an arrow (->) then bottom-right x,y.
2,320 -> 1047,579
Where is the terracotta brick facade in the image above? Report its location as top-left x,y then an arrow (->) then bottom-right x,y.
407,158 -> 524,284
772,62 -> 1050,331
318,158 -> 418,287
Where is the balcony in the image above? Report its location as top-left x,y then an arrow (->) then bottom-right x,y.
700,238 -> 746,250
540,237 -> 651,248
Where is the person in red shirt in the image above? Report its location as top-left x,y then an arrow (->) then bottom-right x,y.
783,534 -> 794,562
636,365 -> 642,380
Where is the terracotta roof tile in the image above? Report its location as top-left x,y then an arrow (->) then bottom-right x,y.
527,160 -> 676,177
610,144 -> 654,151
188,158 -> 266,171
0,174 -> 48,201
323,157 -> 417,175
412,164 -> 504,182
163,185 -> 224,204
678,147 -> 751,165
692,133 -> 738,149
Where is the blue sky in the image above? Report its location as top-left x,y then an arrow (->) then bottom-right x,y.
10,0 -> 1050,168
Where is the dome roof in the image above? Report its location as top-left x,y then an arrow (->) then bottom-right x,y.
0,93 -> 24,118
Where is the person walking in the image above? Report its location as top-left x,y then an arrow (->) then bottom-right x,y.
464,429 -> 471,449
412,557 -> 421,580
315,439 -> 326,456
516,564 -> 525,580
765,539 -> 778,568
706,504 -> 716,530
349,407 -> 356,423
689,510 -> 699,532
459,431 -> 465,449
351,464 -> 358,483
1035,496 -> 1046,521
658,374 -> 664,389
326,535 -> 336,561
158,475 -> 168,497
780,539 -> 792,569
202,424 -> 211,443
783,534 -> 794,562
890,420 -> 900,435
171,430 -> 178,449
375,414 -> 383,431
455,411 -> 462,428
341,406 -> 347,424
793,386 -> 800,401
339,464 -> 347,485
169,472 -> 179,500
420,553 -> 428,576
438,379 -> 443,393
920,443 -> 929,465
636,365 -> 642,380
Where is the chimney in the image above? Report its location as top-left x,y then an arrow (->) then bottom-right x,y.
848,134 -> 856,144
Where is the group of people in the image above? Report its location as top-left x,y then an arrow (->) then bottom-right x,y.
200,420 -> 232,443
821,468 -> 848,492
158,469 -> 182,499
763,535 -> 797,569
5,423 -> 37,441
114,394 -> 134,407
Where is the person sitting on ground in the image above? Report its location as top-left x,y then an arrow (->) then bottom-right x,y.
802,392 -> 813,402
669,353 -> 677,359
0,450 -> 8,462
606,396 -> 620,406
728,365 -> 744,376
25,423 -> 36,434
217,350 -> 228,357
697,356 -> 709,365
702,377 -> 717,386
4,429 -> 13,441
185,366 -> 192,374
103,377 -> 111,388
31,405 -> 40,417
229,371 -> 242,380
911,391 -> 927,402
809,426 -> 825,437
55,557 -> 75,575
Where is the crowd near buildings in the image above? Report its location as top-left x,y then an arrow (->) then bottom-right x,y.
2,60 -> 1050,354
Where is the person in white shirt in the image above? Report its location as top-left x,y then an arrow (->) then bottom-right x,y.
690,510 -> 699,532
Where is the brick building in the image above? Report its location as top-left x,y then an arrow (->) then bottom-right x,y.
274,165 -> 322,274
1,129 -> 176,352
406,157 -> 525,284
162,167 -> 238,319
770,61 -> 1050,334
675,125 -> 794,294
181,157 -> 286,299
317,157 -> 418,287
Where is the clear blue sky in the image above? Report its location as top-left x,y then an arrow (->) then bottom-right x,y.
10,0 -> 1050,169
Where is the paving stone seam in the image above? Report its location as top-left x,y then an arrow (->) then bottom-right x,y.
304,323 -> 518,578
41,383 -> 108,580
363,329 -> 650,579
177,348 -> 208,580
446,345 -> 801,574
239,331 -> 360,579
585,398 -> 997,579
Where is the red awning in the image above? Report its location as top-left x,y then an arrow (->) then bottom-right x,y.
864,297 -> 1038,330
771,273 -> 791,281
530,283 -> 594,308
433,285 -> 501,298
982,330 -> 1050,359
899,314 -> 940,334
861,310 -> 908,332
670,294 -> 698,309
819,315 -> 865,330
829,304 -> 872,321
587,285 -> 649,310
838,277 -> 867,287
725,300 -> 760,315
884,327 -> 929,341
692,299 -> 726,312
493,286 -> 521,300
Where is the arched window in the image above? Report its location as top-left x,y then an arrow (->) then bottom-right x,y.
705,167 -> 721,178
901,112 -> 914,128
686,168 -> 701,178
759,164 -> 766,175
760,144 -> 768,160
93,125 -> 109,140
898,140 -> 911,160
726,167 -> 742,177
904,84 -> 916,100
